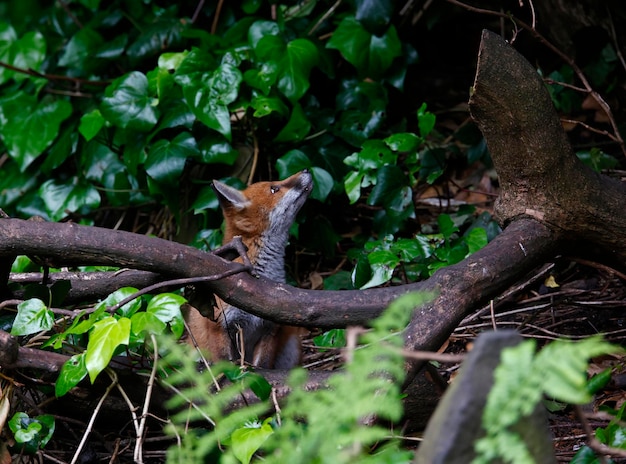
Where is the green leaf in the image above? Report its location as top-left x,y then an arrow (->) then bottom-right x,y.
274,102 -> 311,142
146,132 -> 199,185
85,316 -> 131,383
538,337 -> 621,404
355,0 -> 394,35
255,36 -> 318,101
437,214 -> 458,240
465,227 -> 488,254
96,287 -> 142,318
248,20 -> 280,50
56,353 -> 88,397
231,419 -> 274,464
0,24 -> 46,84
0,92 -> 73,171
58,27 -> 104,69
361,249 -> 400,289
101,72 -> 159,132
79,109 -> 106,141
11,298 -> 54,336
0,159 -> 38,208
197,133 -> 239,165
39,177 -> 101,221
146,293 -> 186,338
130,312 -> 167,336
250,95 -> 288,117
181,63 -> 242,140
384,132 -> 421,152
344,171 -> 364,204
314,329 -> 347,348
417,102 -> 436,137
9,412 -> 55,453
327,16 -> 401,79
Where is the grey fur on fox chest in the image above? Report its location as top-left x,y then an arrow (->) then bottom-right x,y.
210,170 -> 313,367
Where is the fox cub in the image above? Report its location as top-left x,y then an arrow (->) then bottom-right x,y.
186,170 -> 313,368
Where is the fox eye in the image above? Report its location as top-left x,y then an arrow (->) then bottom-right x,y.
270,185 -> 280,194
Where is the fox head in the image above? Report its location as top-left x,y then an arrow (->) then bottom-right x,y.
212,171 -> 313,279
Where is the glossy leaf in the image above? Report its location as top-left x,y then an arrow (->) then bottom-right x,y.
85,316 -> 131,383
197,133 -> 239,165
39,177 -> 101,221
231,419 -> 274,464
355,0 -> 394,35
327,16 -> 401,79
146,132 -> 199,185
95,287 -> 142,318
56,353 -> 88,397
100,72 -> 159,132
274,102 -> 311,142
0,24 -> 46,84
180,63 -> 242,140
58,27 -> 104,69
79,109 -> 106,141
0,92 -> 72,171
11,298 -> 54,336
145,293 -> 186,338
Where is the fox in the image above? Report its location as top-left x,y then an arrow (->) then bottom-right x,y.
186,170 -> 313,369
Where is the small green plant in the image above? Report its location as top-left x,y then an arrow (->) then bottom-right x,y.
350,210 -> 490,289
473,337 -> 622,464
8,412 -> 55,454
164,291 -> 435,463
9,287 -> 185,397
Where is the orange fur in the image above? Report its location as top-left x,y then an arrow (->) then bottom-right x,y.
186,171 -> 312,368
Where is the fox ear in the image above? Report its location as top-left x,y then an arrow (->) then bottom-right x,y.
212,180 -> 250,211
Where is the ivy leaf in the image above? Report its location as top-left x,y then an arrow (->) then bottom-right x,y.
0,92 -> 72,171
79,109 -> 106,141
197,133 -> 239,165
58,27 -> 104,69
250,95 -> 288,117
100,71 -> 159,132
0,159 -> 38,208
274,102 -> 311,142
230,419 -> 274,464
327,16 -> 401,79
279,38 -> 318,101
465,227 -> 488,254
39,177 -> 101,221
11,298 -> 54,336
255,36 -> 318,101
355,0 -> 394,36
56,353 -> 88,397
438,214 -> 458,240
181,63 -> 242,140
85,316 -> 131,383
145,293 -> 186,338
417,102 -> 436,137
145,132 -> 199,185
95,287 -> 142,318
361,249 -> 400,289
0,24 -> 46,84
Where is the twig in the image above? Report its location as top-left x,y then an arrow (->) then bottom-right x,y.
70,369 -> 119,464
308,0 -> 342,36
134,334 -> 159,463
191,0 -> 205,24
211,0 -> 225,34
0,61 -> 110,86
400,349 -> 465,363
107,264 -> 252,314
247,132 -> 259,186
